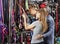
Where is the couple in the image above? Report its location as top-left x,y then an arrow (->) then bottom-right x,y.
22,4 -> 54,44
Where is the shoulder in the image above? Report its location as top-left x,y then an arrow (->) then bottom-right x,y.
32,21 -> 42,26
33,21 -> 41,24
47,15 -> 54,22
47,15 -> 55,25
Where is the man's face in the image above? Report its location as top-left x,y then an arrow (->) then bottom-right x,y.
29,8 -> 37,16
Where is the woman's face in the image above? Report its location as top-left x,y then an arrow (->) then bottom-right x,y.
36,12 -> 41,19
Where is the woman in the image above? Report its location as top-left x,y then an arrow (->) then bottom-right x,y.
22,5 -> 48,44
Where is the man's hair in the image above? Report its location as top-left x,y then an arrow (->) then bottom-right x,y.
29,4 -> 39,10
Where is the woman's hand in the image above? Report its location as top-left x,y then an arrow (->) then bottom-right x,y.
35,34 -> 44,40
22,13 -> 26,20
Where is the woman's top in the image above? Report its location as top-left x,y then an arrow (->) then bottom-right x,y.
31,20 -> 44,43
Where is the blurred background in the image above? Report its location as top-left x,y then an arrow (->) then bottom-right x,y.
0,0 -> 60,44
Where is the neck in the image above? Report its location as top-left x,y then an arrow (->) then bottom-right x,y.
38,18 -> 40,21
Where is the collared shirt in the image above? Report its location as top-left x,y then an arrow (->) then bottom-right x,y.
43,15 -> 55,44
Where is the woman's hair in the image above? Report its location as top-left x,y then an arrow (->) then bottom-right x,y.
39,8 -> 48,33
29,4 -> 48,33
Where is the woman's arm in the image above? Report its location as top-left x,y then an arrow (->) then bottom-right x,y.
23,14 -> 35,30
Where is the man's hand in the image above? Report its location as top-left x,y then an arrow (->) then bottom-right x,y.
35,34 -> 44,40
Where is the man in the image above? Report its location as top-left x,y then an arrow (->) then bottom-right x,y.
41,9 -> 55,44
38,3 -> 55,44
44,13 -> 55,44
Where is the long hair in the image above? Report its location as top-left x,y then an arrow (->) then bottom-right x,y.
29,4 -> 48,33
39,8 -> 48,33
